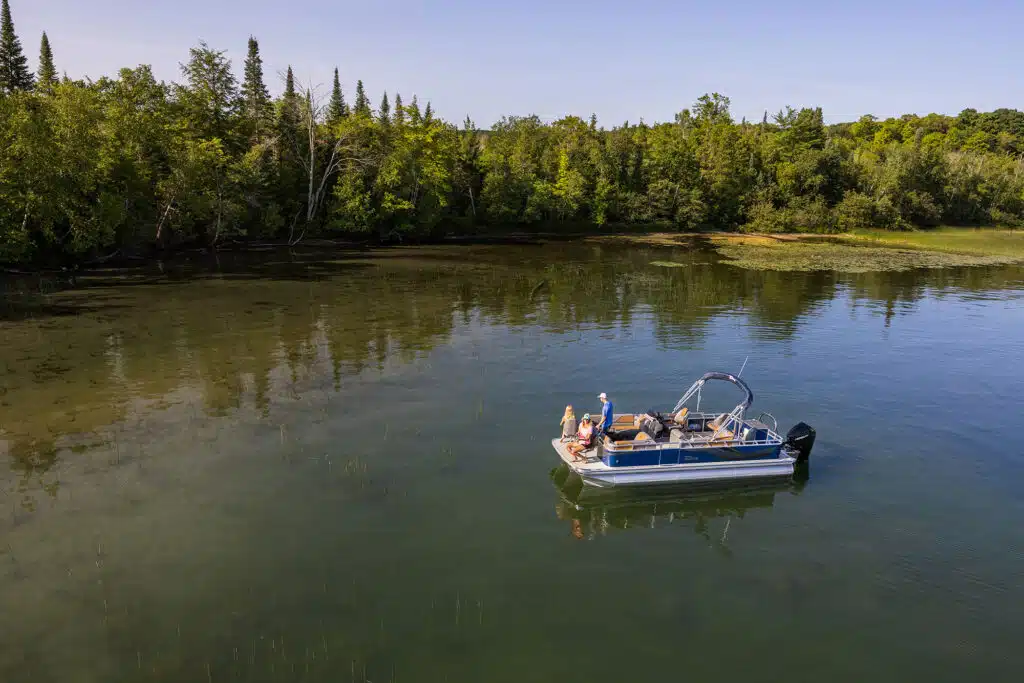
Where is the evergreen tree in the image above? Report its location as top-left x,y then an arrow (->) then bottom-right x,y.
408,95 -> 421,123
37,31 -> 56,88
424,101 -> 433,123
589,113 -> 598,131
0,0 -> 33,93
276,65 -> 300,138
274,64 -> 304,234
327,67 -> 347,122
240,36 -> 272,134
353,79 -> 370,117
393,93 -> 404,125
284,66 -> 296,100
378,91 -> 390,124
177,41 -> 239,141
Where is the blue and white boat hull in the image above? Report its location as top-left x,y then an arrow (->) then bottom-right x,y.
551,438 -> 796,488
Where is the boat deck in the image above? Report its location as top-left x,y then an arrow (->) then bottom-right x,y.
553,438 -> 607,472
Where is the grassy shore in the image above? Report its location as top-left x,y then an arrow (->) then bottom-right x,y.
840,228 -> 1024,258
592,228 -> 1024,272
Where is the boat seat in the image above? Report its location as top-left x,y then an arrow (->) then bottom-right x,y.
613,415 -> 636,428
707,413 -> 729,431
712,430 -> 734,442
605,435 -> 632,450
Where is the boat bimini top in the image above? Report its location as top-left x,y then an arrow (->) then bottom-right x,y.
671,372 -> 756,440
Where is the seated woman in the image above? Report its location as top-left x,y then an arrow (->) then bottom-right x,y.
566,414 -> 595,462
559,405 -> 578,442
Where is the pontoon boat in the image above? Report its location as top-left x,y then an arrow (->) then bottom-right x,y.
551,372 -> 815,488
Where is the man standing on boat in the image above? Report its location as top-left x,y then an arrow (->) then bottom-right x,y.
597,392 -> 614,436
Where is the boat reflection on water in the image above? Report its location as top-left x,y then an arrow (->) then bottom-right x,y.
551,461 -> 808,548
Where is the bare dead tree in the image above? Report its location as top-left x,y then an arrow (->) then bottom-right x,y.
288,80 -> 373,246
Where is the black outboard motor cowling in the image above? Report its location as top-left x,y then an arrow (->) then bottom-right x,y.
784,422 -> 816,462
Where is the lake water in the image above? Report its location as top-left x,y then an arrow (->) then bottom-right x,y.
2,240 -> 1024,682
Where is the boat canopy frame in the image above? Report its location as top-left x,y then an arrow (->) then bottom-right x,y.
671,372 -> 755,440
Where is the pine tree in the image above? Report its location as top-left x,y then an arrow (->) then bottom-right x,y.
378,91 -> 390,124
424,101 -> 433,123
408,95 -> 420,123
277,65 -> 300,138
0,0 -> 34,93
353,79 -> 370,117
327,67 -> 347,123
241,36 -> 272,136
37,31 -> 56,88
284,65 -> 296,100
178,41 -> 239,140
393,93 -> 404,125
589,113 -> 598,131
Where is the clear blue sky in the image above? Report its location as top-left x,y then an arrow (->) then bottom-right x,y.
13,0 -> 1024,127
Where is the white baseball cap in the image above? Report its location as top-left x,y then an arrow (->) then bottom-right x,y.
598,392 -> 608,400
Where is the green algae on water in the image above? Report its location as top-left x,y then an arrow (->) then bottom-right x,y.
711,237 -> 1017,272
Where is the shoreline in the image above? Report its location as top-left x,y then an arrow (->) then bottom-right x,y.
1,227 -> 1021,279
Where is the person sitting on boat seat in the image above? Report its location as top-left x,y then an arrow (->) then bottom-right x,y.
567,414 -> 595,461
559,405 -> 578,442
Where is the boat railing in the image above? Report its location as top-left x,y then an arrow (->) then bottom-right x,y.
709,406 -> 746,441
756,412 -> 779,432
600,409 -> 786,455
601,435 -> 784,467
602,429 -> 782,452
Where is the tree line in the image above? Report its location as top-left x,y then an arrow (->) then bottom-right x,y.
1,0 -> 1023,265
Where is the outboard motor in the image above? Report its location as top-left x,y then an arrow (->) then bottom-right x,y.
784,422 -> 816,462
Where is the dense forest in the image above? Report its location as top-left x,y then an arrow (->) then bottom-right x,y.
1,0 -> 1023,265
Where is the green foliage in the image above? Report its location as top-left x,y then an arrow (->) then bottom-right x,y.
353,80 -> 370,118
240,37 -> 271,140
284,66 -> 295,98
175,41 -> 238,142
37,32 -> 56,89
0,0 -> 32,93
378,91 -> 390,125
1,31 -> 1024,265
328,67 -> 347,123
393,94 -> 404,125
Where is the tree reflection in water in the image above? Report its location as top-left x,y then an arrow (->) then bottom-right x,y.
1,241 -> 1021,504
